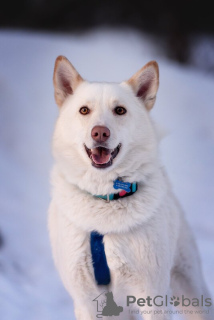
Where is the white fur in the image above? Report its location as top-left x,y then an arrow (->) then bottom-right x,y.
48,58 -> 212,320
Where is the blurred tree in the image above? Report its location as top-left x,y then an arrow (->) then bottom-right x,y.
1,0 -> 214,65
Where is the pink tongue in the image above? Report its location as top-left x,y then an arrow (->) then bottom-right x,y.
91,147 -> 111,164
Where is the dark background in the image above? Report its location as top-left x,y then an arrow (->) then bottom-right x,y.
1,0 -> 214,69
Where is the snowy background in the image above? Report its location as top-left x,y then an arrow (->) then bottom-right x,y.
0,28 -> 213,320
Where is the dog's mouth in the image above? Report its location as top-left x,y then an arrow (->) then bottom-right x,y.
84,143 -> 121,168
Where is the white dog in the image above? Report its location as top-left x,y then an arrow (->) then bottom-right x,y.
48,56 -> 212,320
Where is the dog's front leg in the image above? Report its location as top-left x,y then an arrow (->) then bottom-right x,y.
131,289 -> 172,320
61,266 -> 105,320
73,301 -> 96,320
62,277 -> 102,320
70,283 -> 104,320
130,271 -> 172,320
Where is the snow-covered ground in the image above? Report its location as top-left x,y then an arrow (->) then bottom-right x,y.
0,28 -> 213,320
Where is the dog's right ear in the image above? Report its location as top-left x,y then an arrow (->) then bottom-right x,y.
53,56 -> 83,107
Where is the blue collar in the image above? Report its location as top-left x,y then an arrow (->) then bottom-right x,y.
94,182 -> 138,202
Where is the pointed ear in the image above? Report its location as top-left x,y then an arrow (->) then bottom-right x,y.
53,56 -> 83,107
127,61 -> 159,110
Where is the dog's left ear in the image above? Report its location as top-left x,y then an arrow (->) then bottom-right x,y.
53,55 -> 83,107
127,61 -> 159,110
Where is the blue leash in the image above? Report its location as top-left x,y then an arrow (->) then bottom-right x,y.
90,231 -> 111,285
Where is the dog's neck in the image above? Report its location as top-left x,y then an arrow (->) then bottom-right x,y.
54,159 -> 159,197
51,163 -> 167,234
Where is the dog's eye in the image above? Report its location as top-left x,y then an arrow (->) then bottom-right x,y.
79,106 -> 90,115
114,106 -> 127,115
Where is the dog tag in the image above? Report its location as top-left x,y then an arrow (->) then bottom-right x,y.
113,180 -> 131,192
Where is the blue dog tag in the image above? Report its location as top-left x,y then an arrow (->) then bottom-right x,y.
113,180 -> 131,192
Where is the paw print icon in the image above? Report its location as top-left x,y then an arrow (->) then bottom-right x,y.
170,296 -> 180,307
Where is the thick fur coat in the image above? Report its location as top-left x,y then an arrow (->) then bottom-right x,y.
48,56 -> 212,320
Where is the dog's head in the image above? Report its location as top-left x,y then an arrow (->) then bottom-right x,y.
52,56 -> 159,194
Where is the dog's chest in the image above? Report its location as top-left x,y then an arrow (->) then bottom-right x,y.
65,227 -> 139,281
103,232 -> 143,271
88,231 -> 141,285
53,209 -> 146,286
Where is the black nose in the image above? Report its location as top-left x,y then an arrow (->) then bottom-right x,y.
91,126 -> 110,143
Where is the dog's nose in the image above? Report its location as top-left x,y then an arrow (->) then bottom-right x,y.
91,126 -> 110,143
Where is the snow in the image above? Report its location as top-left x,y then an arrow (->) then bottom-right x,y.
0,28 -> 213,320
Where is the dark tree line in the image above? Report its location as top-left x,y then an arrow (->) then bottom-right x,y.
1,0 -> 214,64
